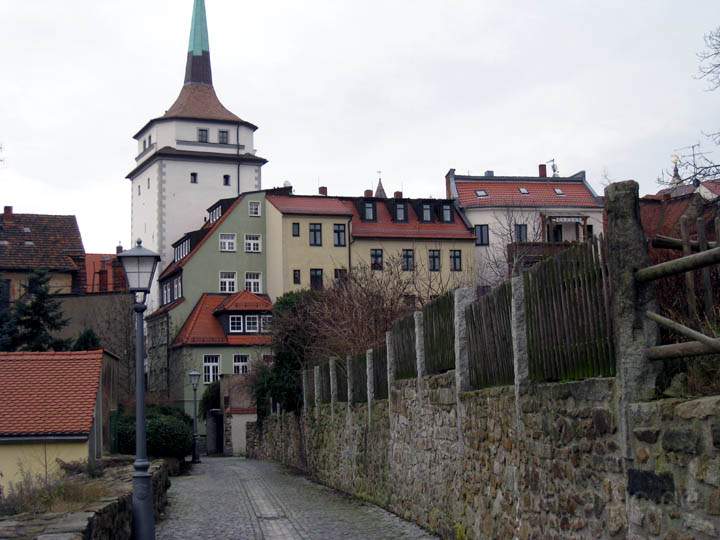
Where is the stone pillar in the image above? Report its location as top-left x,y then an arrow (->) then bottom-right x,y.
366,348 -> 374,425
511,273 -> 530,433
414,311 -> 425,401
302,369 -> 309,416
454,287 -> 475,393
329,357 -> 337,419
386,330 -> 396,423
313,365 -> 321,421
346,355 -> 353,406
606,181 -> 660,460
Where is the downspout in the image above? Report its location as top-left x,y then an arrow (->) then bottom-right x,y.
236,125 -> 241,196
347,217 -> 352,271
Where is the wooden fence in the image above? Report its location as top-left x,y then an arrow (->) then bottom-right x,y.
392,314 -> 417,379
523,237 -> 615,382
423,292 -> 455,375
319,362 -> 331,403
466,281 -> 514,389
373,344 -> 389,400
336,360 -> 348,402
350,354 -> 368,403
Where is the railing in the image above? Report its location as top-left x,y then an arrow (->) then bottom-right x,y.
391,314 -> 416,379
524,237 -> 615,382
373,344 -> 389,400
423,292 -> 455,375
643,216 -> 720,360
466,281 -> 514,389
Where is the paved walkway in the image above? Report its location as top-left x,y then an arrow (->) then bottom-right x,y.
157,457 -> 436,540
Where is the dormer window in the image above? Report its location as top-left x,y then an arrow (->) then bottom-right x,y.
208,206 -> 221,223
475,190 -> 488,197
174,238 -> 190,261
421,203 -> 432,222
245,315 -> 259,333
554,188 -> 565,196
363,201 -> 375,221
519,187 -> 529,195
229,315 -> 243,333
442,204 -> 453,223
219,130 -> 229,144
198,128 -> 209,143
395,203 -> 406,222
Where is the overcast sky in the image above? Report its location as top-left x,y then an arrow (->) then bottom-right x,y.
1,0 -> 718,252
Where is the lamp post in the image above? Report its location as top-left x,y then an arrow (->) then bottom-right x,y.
118,239 -> 160,540
188,370 -> 201,464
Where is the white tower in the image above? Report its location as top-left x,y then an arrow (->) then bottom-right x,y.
127,0 -> 266,312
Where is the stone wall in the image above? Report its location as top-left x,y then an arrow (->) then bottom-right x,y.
0,460 -> 170,540
249,373 -> 720,539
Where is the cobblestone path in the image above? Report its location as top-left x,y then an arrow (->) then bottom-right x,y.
157,457 -> 437,540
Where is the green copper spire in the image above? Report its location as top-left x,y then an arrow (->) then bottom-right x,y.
188,0 -> 210,56
184,0 -> 212,85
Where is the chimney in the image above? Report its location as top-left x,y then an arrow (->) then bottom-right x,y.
3,206 -> 12,223
484,170 -> 494,177
394,191 -> 403,199
538,164 -> 547,178
112,257 -> 127,292
364,189 -> 373,198
318,186 -> 328,196
98,267 -> 108,293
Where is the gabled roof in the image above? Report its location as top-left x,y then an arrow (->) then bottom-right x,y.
159,195 -> 244,280
214,290 -> 273,313
0,209 -> 85,272
455,178 -> 602,209
266,194 -> 353,216
342,198 -> 475,240
0,350 -> 103,437
172,293 -> 272,348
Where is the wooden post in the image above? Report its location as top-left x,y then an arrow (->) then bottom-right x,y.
511,273 -> 530,433
313,365 -> 320,421
605,181 -> 660,460
697,217 -> 715,320
301,369 -> 309,416
329,357 -> 337,419
366,349 -> 374,426
345,355 -> 353,408
454,287 -> 475,394
386,330 -> 395,424
414,310 -> 425,401
680,216 -> 698,320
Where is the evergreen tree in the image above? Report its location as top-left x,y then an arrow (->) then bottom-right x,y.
72,327 -> 102,351
0,305 -> 16,352
13,269 -> 70,351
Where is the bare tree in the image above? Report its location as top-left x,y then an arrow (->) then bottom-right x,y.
698,26 -> 720,90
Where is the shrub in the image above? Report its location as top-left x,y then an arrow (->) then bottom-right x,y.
147,404 -> 192,427
115,411 -> 193,459
146,415 -> 193,459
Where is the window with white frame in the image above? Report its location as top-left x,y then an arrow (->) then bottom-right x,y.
245,272 -> 262,293
245,315 -> 259,333
261,315 -> 273,333
248,201 -> 261,217
203,355 -> 220,383
229,315 -> 243,333
244,234 -> 262,253
233,354 -> 249,374
219,233 -> 236,252
219,271 -> 237,293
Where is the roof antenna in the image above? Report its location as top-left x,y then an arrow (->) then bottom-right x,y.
546,159 -> 559,178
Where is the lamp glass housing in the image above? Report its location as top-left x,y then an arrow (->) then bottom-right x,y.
118,239 -> 161,293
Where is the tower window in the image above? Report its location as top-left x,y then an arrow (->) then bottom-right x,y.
190,172 -> 198,184
137,185 -> 141,196
147,178 -> 150,189
198,128 -> 209,143
223,174 -> 231,186
148,135 -> 152,146
219,130 -> 229,144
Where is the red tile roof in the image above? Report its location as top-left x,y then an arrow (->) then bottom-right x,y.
172,293 -> 272,348
0,350 -> 103,437
0,210 -> 85,272
343,199 -> 475,239
214,290 -> 273,312
455,180 -> 602,209
266,195 -> 353,216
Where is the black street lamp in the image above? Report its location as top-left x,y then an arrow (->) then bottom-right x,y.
118,239 -> 161,540
188,370 -> 201,464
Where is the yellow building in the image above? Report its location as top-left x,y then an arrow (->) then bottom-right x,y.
0,350 -> 117,491
265,186 -> 476,300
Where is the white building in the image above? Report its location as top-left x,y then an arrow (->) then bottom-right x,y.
446,165 -> 604,286
127,0 -> 266,311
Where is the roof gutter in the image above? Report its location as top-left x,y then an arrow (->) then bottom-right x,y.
0,434 -> 88,444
